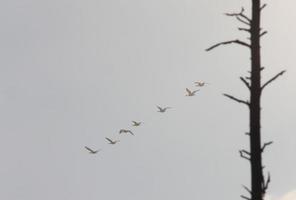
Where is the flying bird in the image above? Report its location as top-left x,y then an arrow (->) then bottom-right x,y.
185,88 -> 199,96
84,146 -> 101,154
119,129 -> 134,136
157,106 -> 171,113
105,137 -> 120,144
132,121 -> 142,126
195,81 -> 209,87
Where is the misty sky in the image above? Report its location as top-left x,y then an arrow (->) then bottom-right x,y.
0,0 -> 295,200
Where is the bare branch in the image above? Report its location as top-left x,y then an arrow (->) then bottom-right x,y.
240,76 -> 251,90
245,132 -> 250,136
235,16 -> 250,26
239,9 -> 251,23
266,172 -> 271,189
261,141 -> 273,152
238,27 -> 250,33
261,70 -> 286,90
225,7 -> 251,25
242,185 -> 252,195
240,195 -> 251,200
263,172 -> 271,193
241,150 -> 251,156
260,31 -> 268,37
260,4 -> 267,11
239,150 -> 250,161
206,40 -> 250,51
223,93 -> 250,106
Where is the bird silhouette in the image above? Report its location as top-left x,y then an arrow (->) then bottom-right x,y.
84,146 -> 101,154
105,137 -> 120,144
119,129 -> 134,136
132,121 -> 142,126
185,88 -> 199,96
195,81 -> 209,87
157,106 -> 171,113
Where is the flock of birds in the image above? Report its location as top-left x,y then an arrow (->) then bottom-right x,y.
84,81 -> 209,155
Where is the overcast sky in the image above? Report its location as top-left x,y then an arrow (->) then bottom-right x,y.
0,0 -> 295,200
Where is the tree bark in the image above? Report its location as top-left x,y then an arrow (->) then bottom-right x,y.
250,1 -> 264,200
206,1 -> 287,199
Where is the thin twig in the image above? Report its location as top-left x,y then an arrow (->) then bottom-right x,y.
238,27 -> 251,33
261,70 -> 286,90
242,185 -> 252,195
265,172 -> 271,190
263,172 -> 271,193
240,195 -> 251,200
260,4 -> 267,11
225,7 -> 251,25
260,31 -> 268,37
206,40 -> 250,51
239,150 -> 250,161
241,150 -> 251,156
235,16 -> 250,26
240,76 -> 251,90
223,93 -> 250,106
261,141 -> 273,152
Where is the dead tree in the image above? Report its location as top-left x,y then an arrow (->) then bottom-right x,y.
206,1 -> 285,200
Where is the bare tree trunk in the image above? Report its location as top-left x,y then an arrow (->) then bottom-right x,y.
250,1 -> 263,200
206,1 -> 286,200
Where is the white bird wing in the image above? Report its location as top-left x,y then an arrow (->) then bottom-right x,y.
186,88 -> 191,94
85,146 -> 95,153
127,130 -> 134,135
105,137 -> 113,143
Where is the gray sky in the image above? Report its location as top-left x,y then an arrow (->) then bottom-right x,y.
0,0 -> 295,200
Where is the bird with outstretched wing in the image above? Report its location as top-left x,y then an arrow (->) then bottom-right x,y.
84,146 -> 101,154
